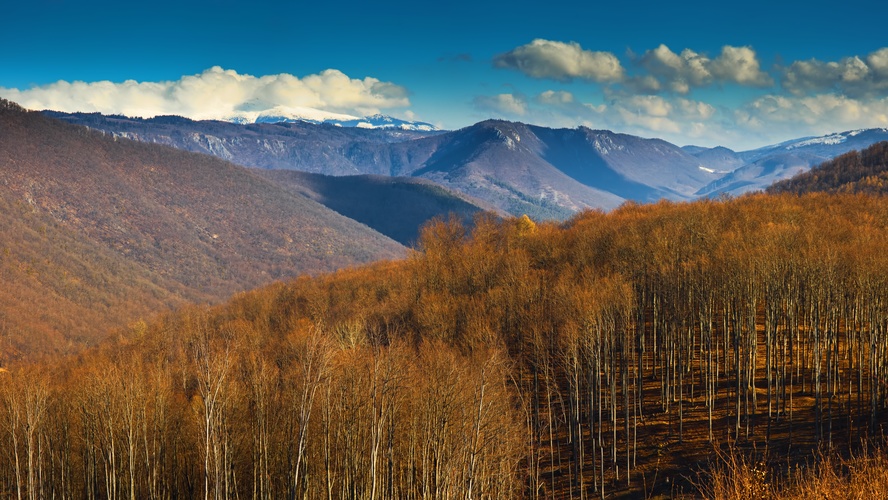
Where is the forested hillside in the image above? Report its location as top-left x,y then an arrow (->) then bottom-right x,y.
767,141 -> 888,195
3,193 -> 887,498
0,99 -> 403,359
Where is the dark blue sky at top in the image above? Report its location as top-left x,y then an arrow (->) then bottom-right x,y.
3,0 -> 888,149
4,0 -> 879,83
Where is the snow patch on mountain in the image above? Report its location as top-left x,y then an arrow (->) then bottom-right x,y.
786,134 -> 847,149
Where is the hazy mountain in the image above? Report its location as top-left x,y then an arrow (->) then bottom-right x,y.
767,141 -> 888,195
683,145 -> 745,173
696,128 -> 888,196
45,110 -> 888,216
0,99 -> 404,358
527,124 -> 719,200
44,111 -> 440,173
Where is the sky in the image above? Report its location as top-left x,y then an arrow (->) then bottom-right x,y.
3,0 -> 888,150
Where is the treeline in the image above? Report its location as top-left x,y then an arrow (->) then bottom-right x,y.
768,141 -> 888,195
2,192 -> 888,498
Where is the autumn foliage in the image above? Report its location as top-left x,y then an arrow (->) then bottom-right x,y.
2,192 -> 888,498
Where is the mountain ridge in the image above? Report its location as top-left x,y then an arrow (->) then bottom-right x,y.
42,108 -> 888,217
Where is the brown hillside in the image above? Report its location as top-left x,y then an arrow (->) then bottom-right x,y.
0,99 -> 404,359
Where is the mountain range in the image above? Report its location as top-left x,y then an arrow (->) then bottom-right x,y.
4,97 -> 888,358
46,110 -> 888,219
691,128 -> 888,196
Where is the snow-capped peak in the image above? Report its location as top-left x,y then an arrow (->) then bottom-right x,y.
225,105 -> 360,125
221,106 -> 437,131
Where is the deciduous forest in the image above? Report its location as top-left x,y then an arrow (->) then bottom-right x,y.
2,192 -> 888,498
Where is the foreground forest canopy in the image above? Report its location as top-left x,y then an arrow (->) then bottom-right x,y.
2,192 -> 888,498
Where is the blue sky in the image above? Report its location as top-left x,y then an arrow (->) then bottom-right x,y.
3,0 -> 888,150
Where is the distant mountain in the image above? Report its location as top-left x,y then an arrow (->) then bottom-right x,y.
527,124 -> 719,200
393,120 -> 721,217
44,110 -> 888,215
683,145 -> 745,173
395,120 -> 629,219
223,105 -> 438,131
257,171 -> 492,246
44,111 -> 440,173
766,141 -> 888,195
0,99 -> 403,359
696,128 -> 888,196
44,112 -> 718,217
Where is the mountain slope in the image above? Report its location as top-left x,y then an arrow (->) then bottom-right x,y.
529,124 -> 719,200
402,120 -> 627,218
697,128 -> 888,196
766,141 -> 888,195
44,111 -> 440,174
257,170 -> 492,246
683,145 -> 745,173
0,99 -> 403,358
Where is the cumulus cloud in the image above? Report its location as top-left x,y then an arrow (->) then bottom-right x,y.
739,93 -> 888,131
638,44 -> 772,92
473,93 -> 528,116
781,48 -> 888,98
0,66 -> 411,119
640,45 -> 712,93
867,48 -> 888,76
536,90 -> 575,106
709,46 -> 773,87
493,39 -> 624,83
605,94 -> 717,135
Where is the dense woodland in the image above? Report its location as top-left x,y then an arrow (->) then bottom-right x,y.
768,141 -> 888,195
2,192 -> 888,498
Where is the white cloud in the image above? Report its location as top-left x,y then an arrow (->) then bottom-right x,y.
781,49 -> 888,97
605,95 -> 717,135
493,39 -> 624,83
524,88 -> 737,146
618,95 -> 672,118
867,48 -> 888,77
0,66 -> 411,119
473,93 -> 528,116
640,45 -> 712,93
740,93 -> 888,131
638,44 -> 771,92
708,46 -> 773,87
536,90 -> 575,106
